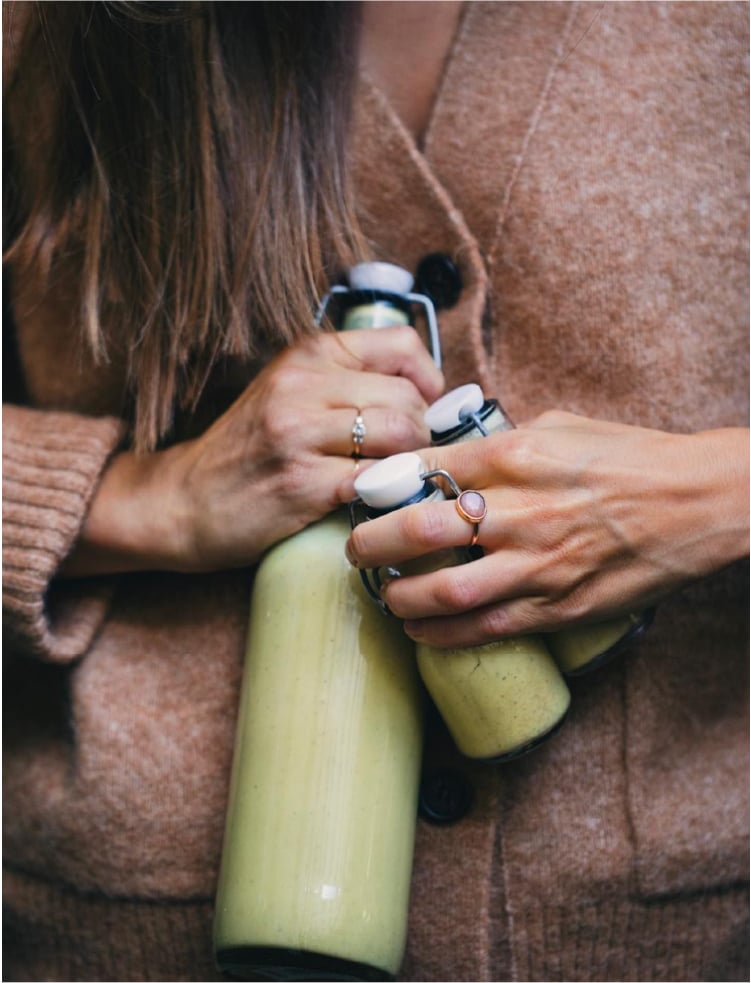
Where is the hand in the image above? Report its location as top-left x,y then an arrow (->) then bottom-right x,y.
61,327 -> 444,576
345,411 -> 749,647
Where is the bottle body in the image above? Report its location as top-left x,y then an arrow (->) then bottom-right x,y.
417,635 -> 569,761
411,492 -> 569,762
544,608 -> 655,675
360,478 -> 570,763
214,512 -> 423,980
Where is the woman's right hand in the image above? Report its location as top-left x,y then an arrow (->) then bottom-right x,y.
61,326 -> 444,577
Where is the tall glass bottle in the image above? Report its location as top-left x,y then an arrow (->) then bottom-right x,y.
425,384 -> 654,676
213,263 -> 432,981
352,453 -> 571,763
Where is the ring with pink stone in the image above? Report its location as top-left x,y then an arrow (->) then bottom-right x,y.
420,468 -> 488,548
455,489 -> 487,547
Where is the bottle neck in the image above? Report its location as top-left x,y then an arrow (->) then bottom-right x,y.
430,399 -> 514,445
361,480 -> 444,519
337,289 -> 412,332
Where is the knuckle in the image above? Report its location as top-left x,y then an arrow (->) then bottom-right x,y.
278,456 -> 313,506
381,410 -> 423,450
531,408 -> 580,429
391,325 -> 433,366
261,403 -> 305,447
390,323 -> 422,352
476,603 -> 539,641
400,504 -> 451,550
497,430 -> 536,474
532,408 -> 565,428
381,374 -> 424,413
269,364 -> 310,400
552,587 -> 595,624
432,567 -> 482,613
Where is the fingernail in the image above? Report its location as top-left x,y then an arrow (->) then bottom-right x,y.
345,543 -> 358,568
404,620 -> 423,639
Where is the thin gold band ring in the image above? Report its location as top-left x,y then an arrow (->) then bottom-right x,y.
351,410 -> 367,459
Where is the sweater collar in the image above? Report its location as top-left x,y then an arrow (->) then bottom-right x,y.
351,75 -> 491,393
350,2 -> 581,391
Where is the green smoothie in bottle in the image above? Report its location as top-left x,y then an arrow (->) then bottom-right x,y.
214,262 -> 436,981
425,384 -> 654,676
353,453 -> 570,762
214,513 -> 422,981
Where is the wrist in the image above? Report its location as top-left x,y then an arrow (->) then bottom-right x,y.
686,427 -> 749,576
59,442 -> 195,577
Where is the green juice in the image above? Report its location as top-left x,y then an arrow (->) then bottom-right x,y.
545,611 -> 652,675
214,512 -> 423,981
417,635 -> 570,760
355,455 -> 570,764
405,510 -> 570,762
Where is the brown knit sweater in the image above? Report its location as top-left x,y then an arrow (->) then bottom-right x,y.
4,3 -> 749,981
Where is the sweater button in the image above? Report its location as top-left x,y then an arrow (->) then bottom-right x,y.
415,253 -> 463,310
419,769 -> 474,825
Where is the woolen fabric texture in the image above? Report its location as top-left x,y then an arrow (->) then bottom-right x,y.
3,3 -> 749,981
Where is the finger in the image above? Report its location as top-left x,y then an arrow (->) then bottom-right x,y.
415,423 -> 594,490
292,451 -> 379,518
346,496 -> 499,569
325,366 -> 434,416
380,552 -> 529,621
401,596 -> 549,648
322,406 -> 431,459
414,433 -> 517,491
323,326 -> 445,404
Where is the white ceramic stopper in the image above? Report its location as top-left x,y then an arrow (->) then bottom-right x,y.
424,383 -> 485,434
348,262 -> 414,296
354,452 -> 426,509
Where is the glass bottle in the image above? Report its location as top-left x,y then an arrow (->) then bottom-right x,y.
214,264 -> 434,981
352,453 -> 571,763
213,513 -> 422,981
425,384 -> 654,676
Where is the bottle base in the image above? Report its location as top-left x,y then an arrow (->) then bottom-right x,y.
215,946 -> 395,982
562,607 -> 656,678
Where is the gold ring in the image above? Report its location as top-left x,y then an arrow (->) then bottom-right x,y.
455,490 -> 487,547
351,411 -> 366,459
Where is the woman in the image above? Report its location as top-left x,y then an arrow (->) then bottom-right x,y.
4,2 -> 748,980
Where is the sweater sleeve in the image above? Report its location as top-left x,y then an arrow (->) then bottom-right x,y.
3,404 -> 127,663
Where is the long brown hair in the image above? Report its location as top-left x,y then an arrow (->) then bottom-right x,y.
4,1 -> 366,449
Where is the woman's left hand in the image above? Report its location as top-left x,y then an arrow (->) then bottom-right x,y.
345,411 -> 749,647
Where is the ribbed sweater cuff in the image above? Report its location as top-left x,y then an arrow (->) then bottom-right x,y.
3,405 -> 126,662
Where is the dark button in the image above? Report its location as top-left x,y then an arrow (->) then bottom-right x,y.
415,253 -> 463,310
419,769 -> 474,825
